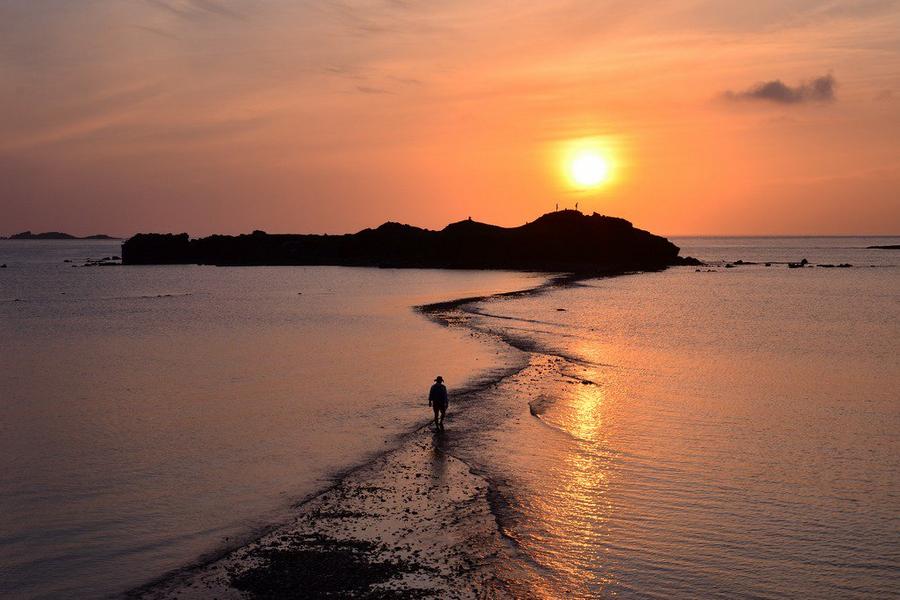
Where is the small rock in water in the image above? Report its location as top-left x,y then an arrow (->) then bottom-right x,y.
556,308 -> 567,311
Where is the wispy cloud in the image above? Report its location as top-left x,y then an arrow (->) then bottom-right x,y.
723,74 -> 836,105
145,0 -> 244,21
355,85 -> 392,95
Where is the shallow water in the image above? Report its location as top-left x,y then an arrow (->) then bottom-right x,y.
448,237 -> 900,598
2,237 -> 898,599
0,240 -> 539,599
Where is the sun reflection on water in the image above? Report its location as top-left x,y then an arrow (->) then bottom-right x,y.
525,367 -> 620,597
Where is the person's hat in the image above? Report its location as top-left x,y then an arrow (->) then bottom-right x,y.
434,375 -> 444,383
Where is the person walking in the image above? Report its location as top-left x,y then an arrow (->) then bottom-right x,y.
428,376 -> 449,431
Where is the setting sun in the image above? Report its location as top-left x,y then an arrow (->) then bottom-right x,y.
569,151 -> 611,187
557,137 -> 620,192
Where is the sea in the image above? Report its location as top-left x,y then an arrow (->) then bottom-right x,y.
1,236 -> 898,598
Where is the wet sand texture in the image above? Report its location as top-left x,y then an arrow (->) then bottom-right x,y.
131,432 -> 512,599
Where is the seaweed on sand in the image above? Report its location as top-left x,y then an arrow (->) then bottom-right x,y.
228,533 -> 433,599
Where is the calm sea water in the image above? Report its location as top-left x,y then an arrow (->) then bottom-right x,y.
447,236 -> 900,598
0,240 -> 539,599
1,237 -> 898,599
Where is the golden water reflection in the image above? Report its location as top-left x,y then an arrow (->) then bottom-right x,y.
525,364 -> 620,598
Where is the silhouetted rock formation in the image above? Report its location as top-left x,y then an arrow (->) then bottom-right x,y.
10,231 -> 76,240
868,244 -> 900,249
8,231 -> 119,240
122,210 -> 700,272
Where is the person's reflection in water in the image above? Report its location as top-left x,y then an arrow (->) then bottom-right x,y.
428,376 -> 449,431
430,427 -> 449,485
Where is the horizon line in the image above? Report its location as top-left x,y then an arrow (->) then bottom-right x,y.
3,230 -> 900,240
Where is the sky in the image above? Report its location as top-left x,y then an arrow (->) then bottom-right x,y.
1,0 -> 899,236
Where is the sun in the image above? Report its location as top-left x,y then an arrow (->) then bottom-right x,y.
569,151 -> 611,187
555,137 -> 621,192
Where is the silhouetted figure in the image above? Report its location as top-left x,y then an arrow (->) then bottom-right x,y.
575,201 -> 579,211
428,376 -> 448,430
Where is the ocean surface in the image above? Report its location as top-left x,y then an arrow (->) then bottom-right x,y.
0,240 -> 539,598
1,236 -> 899,598
447,236 -> 900,599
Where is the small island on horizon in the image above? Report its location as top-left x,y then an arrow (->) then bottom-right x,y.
2,231 -> 120,240
122,210 -> 701,272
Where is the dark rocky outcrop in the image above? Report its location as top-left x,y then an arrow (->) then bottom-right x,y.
8,231 -> 119,240
10,231 -> 76,240
867,244 -> 900,249
122,210 -> 700,272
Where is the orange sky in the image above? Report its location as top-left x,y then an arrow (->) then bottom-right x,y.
1,1 -> 899,236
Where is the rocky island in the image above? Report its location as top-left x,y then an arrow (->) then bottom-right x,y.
122,210 -> 699,272
7,231 -> 120,240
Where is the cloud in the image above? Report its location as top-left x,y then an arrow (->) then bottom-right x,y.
723,74 -> 836,105
145,0 -> 244,21
355,85 -> 392,95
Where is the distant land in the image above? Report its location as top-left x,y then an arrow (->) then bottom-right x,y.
123,210 -> 700,272
3,231 -> 120,240
867,244 -> 900,249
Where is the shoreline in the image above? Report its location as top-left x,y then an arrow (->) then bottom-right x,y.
126,269 -> 622,599
129,428 -> 519,599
